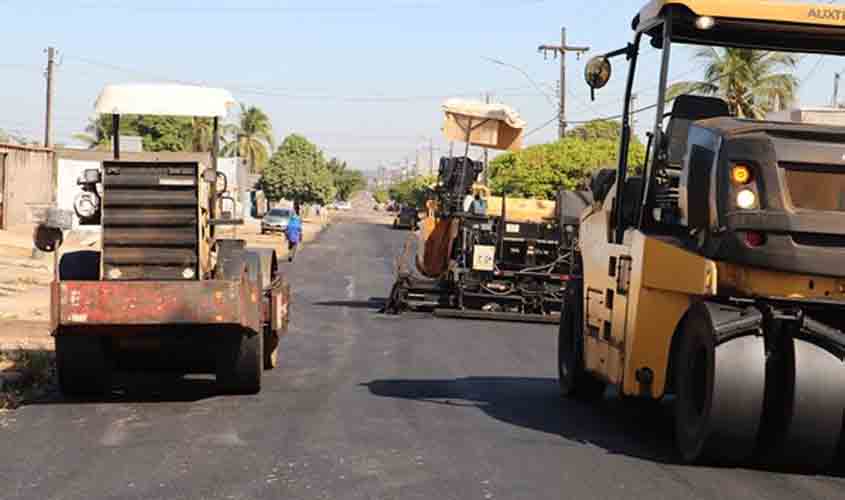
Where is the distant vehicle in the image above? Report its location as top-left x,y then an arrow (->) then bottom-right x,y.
261,208 -> 293,234
334,201 -> 352,211
393,206 -> 419,230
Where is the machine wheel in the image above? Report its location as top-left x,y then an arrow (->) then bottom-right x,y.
264,326 -> 280,370
56,332 -> 110,396
558,279 -> 605,400
760,339 -> 845,470
216,328 -> 263,395
673,306 -> 766,465
59,251 -> 101,281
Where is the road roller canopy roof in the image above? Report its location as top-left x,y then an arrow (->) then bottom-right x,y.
635,0 -> 845,54
441,99 -> 526,130
94,83 -> 236,118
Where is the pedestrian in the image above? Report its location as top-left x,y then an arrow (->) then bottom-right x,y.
286,211 -> 303,262
471,193 -> 487,216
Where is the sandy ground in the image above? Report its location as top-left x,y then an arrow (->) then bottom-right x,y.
0,217 -> 329,351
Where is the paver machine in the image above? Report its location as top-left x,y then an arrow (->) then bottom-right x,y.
387,100 -> 591,323
559,0 -> 845,469
34,84 -> 290,396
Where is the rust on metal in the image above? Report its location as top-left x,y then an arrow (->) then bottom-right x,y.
51,279 -> 261,331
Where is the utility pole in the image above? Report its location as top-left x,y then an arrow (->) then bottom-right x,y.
539,28 -> 589,138
834,73 -> 841,108
44,46 -> 57,148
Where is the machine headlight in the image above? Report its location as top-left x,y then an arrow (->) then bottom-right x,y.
108,267 -> 122,280
695,16 -> 715,30
736,189 -> 757,210
73,192 -> 100,218
730,164 -> 752,185
182,267 -> 196,279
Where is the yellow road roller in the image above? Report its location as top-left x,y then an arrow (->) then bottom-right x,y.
561,0 -> 845,468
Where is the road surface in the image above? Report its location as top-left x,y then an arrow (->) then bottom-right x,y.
1,210 -> 844,500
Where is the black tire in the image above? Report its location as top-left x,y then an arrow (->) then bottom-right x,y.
674,304 -> 765,465
56,332 -> 110,396
558,279 -> 605,400
216,329 -> 263,395
59,251 -> 101,281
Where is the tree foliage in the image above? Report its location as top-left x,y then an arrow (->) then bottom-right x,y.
372,189 -> 389,204
389,176 -> 436,208
669,48 -> 798,119
221,103 -> 275,173
327,157 -> 366,201
259,134 -> 336,206
74,114 -> 218,152
488,120 -> 645,199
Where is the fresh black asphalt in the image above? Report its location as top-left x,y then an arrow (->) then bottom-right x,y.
2,213 -> 844,499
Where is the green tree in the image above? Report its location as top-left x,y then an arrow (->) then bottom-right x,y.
74,114 -> 211,152
259,134 -> 336,206
222,103 -> 275,173
327,157 -> 366,201
389,176 -> 436,208
565,119 -> 624,141
73,115 -> 113,150
131,115 -> 192,152
670,48 -> 798,119
185,117 -> 216,153
488,120 -> 645,199
373,189 -> 389,204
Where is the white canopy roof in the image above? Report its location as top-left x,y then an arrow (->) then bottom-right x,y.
442,99 -> 526,130
94,83 -> 236,118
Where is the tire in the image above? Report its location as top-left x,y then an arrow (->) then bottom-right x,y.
59,251 -> 101,281
216,328 -> 263,395
558,279 -> 605,400
263,326 -> 280,370
56,332 -> 110,397
674,304 -> 766,465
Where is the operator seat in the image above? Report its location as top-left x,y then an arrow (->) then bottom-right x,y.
665,95 -> 730,167
647,95 -> 730,228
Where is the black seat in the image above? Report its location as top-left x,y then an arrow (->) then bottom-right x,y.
665,95 -> 730,167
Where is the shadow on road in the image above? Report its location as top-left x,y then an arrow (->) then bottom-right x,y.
313,297 -> 388,310
363,376 -> 677,464
363,376 -> 845,476
30,373 -> 222,405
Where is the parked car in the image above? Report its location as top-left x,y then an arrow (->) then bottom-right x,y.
261,208 -> 293,234
334,201 -> 352,211
393,206 -> 420,230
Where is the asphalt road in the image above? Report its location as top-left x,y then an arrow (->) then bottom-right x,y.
2,211 -> 845,500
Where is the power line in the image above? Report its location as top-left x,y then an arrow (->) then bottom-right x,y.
58,0 -> 548,14
63,54 -> 547,103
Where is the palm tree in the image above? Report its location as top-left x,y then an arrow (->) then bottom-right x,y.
73,115 -> 113,150
670,48 -> 799,119
221,103 -> 275,173
185,117 -> 216,153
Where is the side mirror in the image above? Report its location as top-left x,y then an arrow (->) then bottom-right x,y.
585,56 -> 612,100
33,224 -> 64,253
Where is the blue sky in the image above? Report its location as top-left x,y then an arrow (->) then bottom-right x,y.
1,0 -> 844,172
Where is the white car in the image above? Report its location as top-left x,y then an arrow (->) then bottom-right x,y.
334,201 -> 352,211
